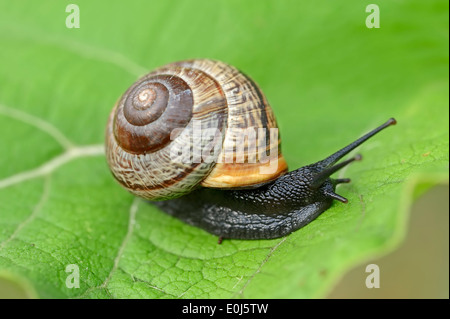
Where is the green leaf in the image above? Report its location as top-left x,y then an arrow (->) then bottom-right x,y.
0,0 -> 448,298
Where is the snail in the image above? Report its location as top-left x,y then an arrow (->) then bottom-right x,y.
105,59 -> 396,241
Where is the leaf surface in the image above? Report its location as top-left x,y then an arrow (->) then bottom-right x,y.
0,0 -> 448,298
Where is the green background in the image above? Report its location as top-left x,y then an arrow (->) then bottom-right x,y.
0,0 -> 448,298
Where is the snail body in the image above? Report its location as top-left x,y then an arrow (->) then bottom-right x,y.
106,59 -> 396,240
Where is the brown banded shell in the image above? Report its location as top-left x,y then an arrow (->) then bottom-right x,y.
106,59 -> 288,200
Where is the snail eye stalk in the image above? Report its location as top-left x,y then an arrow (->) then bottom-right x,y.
310,154 -> 362,189
309,118 -> 396,203
318,118 -> 397,168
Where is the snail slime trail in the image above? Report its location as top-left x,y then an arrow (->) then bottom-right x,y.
105,59 -> 397,240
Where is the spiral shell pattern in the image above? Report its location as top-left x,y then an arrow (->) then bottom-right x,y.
106,59 -> 287,200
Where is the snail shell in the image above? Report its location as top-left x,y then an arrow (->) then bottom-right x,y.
105,59 -> 288,200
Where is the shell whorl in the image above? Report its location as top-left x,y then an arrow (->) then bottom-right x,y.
114,75 -> 193,154
106,59 -> 287,200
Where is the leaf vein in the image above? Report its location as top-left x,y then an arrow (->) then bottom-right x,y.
0,22 -> 147,77
0,103 -> 75,150
235,237 -> 287,298
0,175 -> 51,251
75,198 -> 139,298
0,144 -> 104,189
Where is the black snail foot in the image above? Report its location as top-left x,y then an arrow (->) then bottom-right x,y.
153,158 -> 357,240
153,118 -> 396,241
